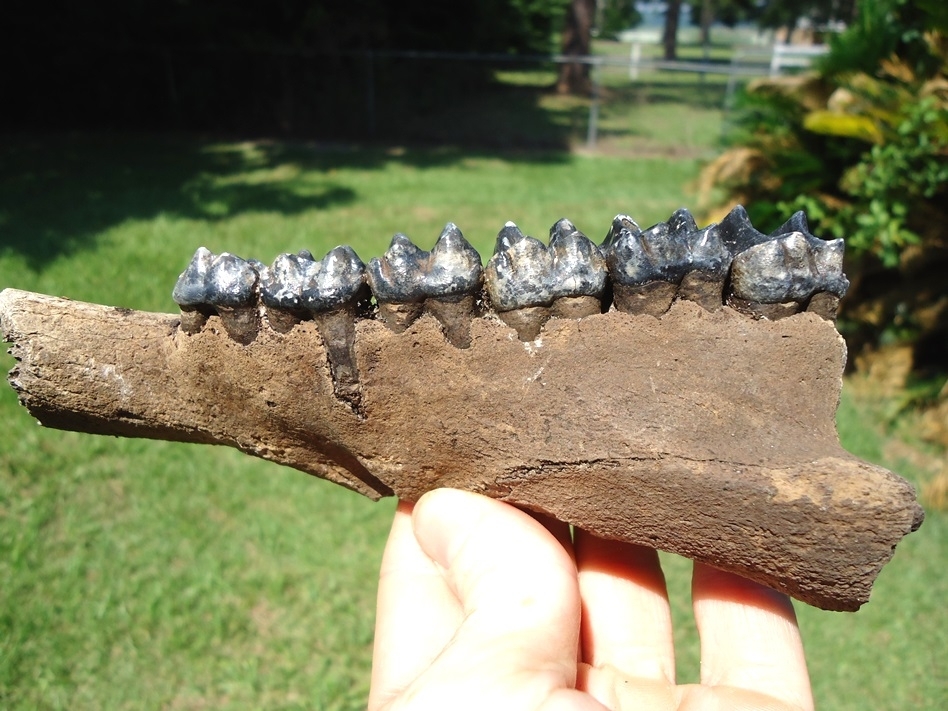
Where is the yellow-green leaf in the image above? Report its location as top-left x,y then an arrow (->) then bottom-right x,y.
803,110 -> 883,143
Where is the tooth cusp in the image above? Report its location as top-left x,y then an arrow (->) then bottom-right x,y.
422,223 -> 483,300
549,220 -> 607,300
301,246 -> 368,313
367,234 -> 428,304
484,224 -> 554,312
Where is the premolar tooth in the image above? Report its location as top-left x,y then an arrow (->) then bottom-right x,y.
603,215 -> 685,317
367,234 -> 427,332
729,232 -> 849,320
671,209 -> 730,310
484,222 -> 554,340
548,218 -> 607,319
171,248 -> 260,342
172,247 -> 215,334
300,246 -> 369,413
260,252 -> 314,333
422,223 -> 482,349
206,252 -> 260,344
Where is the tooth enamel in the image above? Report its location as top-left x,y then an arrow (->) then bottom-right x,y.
729,232 -> 850,320
261,253 -> 311,310
367,234 -> 428,303
769,210 -> 810,237
422,223 -> 482,349
423,223 -> 482,299
204,252 -> 260,343
717,205 -> 774,257
603,217 -> 684,317
172,247 -> 216,334
548,218 -> 607,319
367,234 -> 428,333
484,222 -> 554,340
300,246 -> 368,313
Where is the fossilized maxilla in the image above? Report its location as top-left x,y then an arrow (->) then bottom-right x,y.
0,206 -> 923,611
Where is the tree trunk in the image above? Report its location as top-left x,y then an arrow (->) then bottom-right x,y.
557,0 -> 596,95
663,0 -> 682,60
700,0 -> 713,48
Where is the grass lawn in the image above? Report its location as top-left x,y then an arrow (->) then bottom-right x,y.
1,130 -> 945,710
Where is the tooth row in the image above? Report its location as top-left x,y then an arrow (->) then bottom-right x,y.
172,207 -> 850,350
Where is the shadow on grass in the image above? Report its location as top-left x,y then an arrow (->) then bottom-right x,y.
0,129 -> 570,271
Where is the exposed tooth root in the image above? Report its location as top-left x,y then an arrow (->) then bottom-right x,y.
376,302 -> 426,333
612,282 -> 681,317
172,247 -> 215,335
312,307 -> 363,415
551,295 -> 601,319
497,306 -> 551,342
216,305 -> 260,345
806,292 -> 841,321
425,295 -> 478,349
729,231 -> 849,321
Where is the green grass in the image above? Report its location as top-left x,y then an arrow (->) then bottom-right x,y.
1,133 -> 945,710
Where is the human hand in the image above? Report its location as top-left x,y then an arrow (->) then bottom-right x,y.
369,489 -> 813,711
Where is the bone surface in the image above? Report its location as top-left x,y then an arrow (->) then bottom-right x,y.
0,282 -> 923,612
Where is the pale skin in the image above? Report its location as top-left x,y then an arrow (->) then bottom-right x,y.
369,489 -> 814,711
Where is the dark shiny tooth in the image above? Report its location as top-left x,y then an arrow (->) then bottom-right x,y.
367,234 -> 428,332
603,217 -> 686,317
485,222 -> 554,340
301,246 -> 368,313
602,214 -> 641,249
293,246 -> 369,415
729,232 -> 849,320
548,219 -> 607,319
717,205 -> 771,256
206,252 -> 260,343
172,247 -> 216,334
260,252 -> 314,332
769,210 -> 809,237
671,209 -> 730,310
423,223 -> 482,349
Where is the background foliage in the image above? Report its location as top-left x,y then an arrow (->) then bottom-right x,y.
701,0 -> 948,371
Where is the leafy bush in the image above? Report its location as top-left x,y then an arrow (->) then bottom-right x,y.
701,2 -> 948,370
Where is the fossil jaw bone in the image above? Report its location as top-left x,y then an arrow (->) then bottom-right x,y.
5,207 -> 920,611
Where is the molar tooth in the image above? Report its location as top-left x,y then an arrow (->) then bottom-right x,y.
717,205 -> 771,256
548,218 -> 607,319
769,210 -> 809,237
484,222 -> 554,340
367,234 -> 427,332
728,232 -> 849,320
172,247 -> 215,334
422,223 -> 482,349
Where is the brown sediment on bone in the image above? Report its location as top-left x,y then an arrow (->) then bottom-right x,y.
496,306 -> 551,341
0,288 -> 923,611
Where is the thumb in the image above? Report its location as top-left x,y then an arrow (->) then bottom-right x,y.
384,489 -> 593,711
